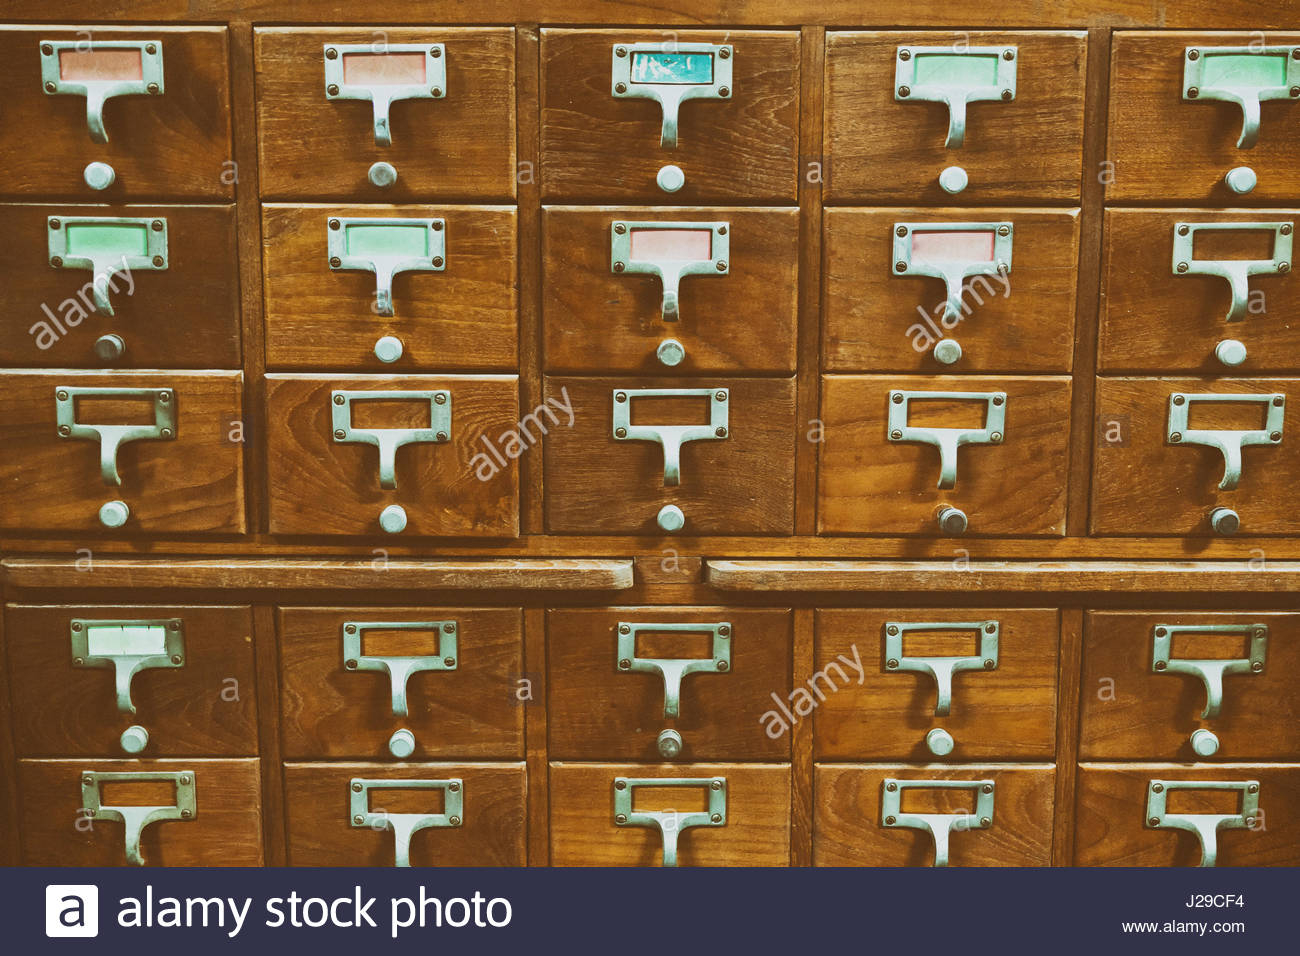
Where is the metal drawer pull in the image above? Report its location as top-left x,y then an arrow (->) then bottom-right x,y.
1182,46 -> 1300,149
55,386 -> 176,486
881,778 -> 995,868
612,387 -> 728,487
1146,779 -> 1259,867
342,620 -> 457,718
611,220 -> 729,323
611,42 -> 733,149
617,621 -> 731,718
1152,623 -> 1267,719
350,778 -> 462,868
48,216 -> 168,316
1172,221 -> 1293,327
81,770 -> 195,867
894,46 -> 1017,148
1166,392 -> 1285,490
887,389 -> 1006,490
327,217 -> 445,317
613,777 -> 726,867
41,39 -> 164,144
884,620 -> 999,717
70,618 -> 184,718
331,389 -> 451,490
323,43 -> 446,147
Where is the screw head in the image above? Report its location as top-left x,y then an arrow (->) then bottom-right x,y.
432,256 -> 444,267
715,426 -> 727,437
1155,660 -> 1167,670
432,47 -> 442,57
615,46 -> 626,57
171,654 -> 182,664
449,782 -> 460,792
326,47 -> 338,59
151,219 -> 164,232
444,656 -> 456,666
432,220 -> 443,231
890,429 -> 903,440
896,226 -> 908,237
1149,816 -> 1161,826
614,426 -> 628,438
1282,224 -> 1293,236
58,425 -> 71,436
618,624 -> 631,634
719,48 -> 730,59
899,49 -> 911,60
716,660 -> 729,671
1188,86 -> 1199,98
1292,87 -> 1300,97
982,784 -> 993,793
1252,661 -> 1264,672
718,87 -> 729,97
716,390 -> 728,401
887,782 -> 898,791
345,658 -> 357,669
887,658 -> 899,668
152,255 -> 164,267
613,261 -> 625,272
886,625 -> 899,635
436,430 -> 448,441
998,224 -> 1010,236
985,623 -> 996,633
1170,432 -> 1182,442
615,780 -> 627,790
432,87 -> 443,97
73,656 -> 84,665
895,260 -> 907,272
613,223 -> 626,235
984,658 -> 995,668
41,43 -> 53,55
449,815 -> 461,826
715,260 -> 727,271
327,84 -> 340,95
615,813 -> 627,824
147,83 -> 159,94
980,817 -> 990,826
1178,224 -> 1190,236
45,81 -> 56,92
1173,393 -> 1186,405
180,809 -> 192,819
1294,48 -> 1300,59
1280,263 -> 1291,274
898,85 -> 910,97
885,815 -> 897,825
615,82 -> 627,93
445,623 -> 456,633
354,814 -> 364,824
990,431 -> 1002,442
180,774 -> 191,785
710,813 -> 722,823
1248,784 -> 1259,794
50,218 -> 61,229
891,392 -> 904,403
1188,49 -> 1199,60
51,256 -> 63,267
83,775 -> 93,785
328,218 -> 340,230
1177,261 -> 1189,273
352,782 -> 362,792
1001,89 -> 1013,100
618,658 -> 631,669
1273,396 -> 1285,406
1003,49 -> 1015,60
1271,430 -> 1282,441
718,225 -> 728,235
718,625 -> 730,636
993,394 -> 1005,406
330,256 -> 342,268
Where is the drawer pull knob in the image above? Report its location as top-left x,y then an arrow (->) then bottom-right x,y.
327,217 -> 445,317
387,728 -> 416,759
379,503 -> 408,534
1172,221 -> 1291,322
1209,506 -> 1240,535
1145,778 -> 1259,867
81,770 -> 196,867
657,729 -> 684,759
612,776 -> 726,867
41,40 -> 165,144
1151,623 -> 1267,719
656,163 -> 686,193
612,387 -> 728,486
936,505 -> 968,535
1183,46 -> 1300,149
611,43 -> 733,149
1165,391 -> 1285,490
48,216 -> 169,316
94,333 -> 126,363
884,620 -> 999,716
70,617 -> 185,715
1190,729 -> 1221,757
616,621 -> 731,718
349,778 -> 462,867
887,389 -> 1007,490
880,778 -> 995,867
368,161 -> 398,189
932,338 -> 963,365
657,504 -> 686,532
55,385 -> 177,486
323,44 -> 446,147
98,499 -> 130,528
938,165 -> 968,194
83,161 -> 116,191
925,727 -> 955,756
611,221 -> 729,323
342,620 -> 458,718
895,46 -> 1017,148
331,389 -> 451,490
119,724 -> 149,754
373,335 -> 405,364
1215,339 -> 1248,367
656,338 -> 686,367
1224,166 -> 1257,194
893,220 -> 1012,328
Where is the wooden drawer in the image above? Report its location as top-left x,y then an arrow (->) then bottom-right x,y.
6,604 -> 257,758
814,764 -> 1056,866
17,758 -> 263,866
542,376 -> 796,535
283,762 -> 526,866
1080,612 -> 1300,761
0,26 -> 233,200
0,204 -> 240,368
824,208 -> 1079,373
540,30 -> 800,202
1075,764 -> 1300,866
255,27 -> 516,201
549,762 -> 790,866
278,607 -> 524,760
815,609 -> 1059,761
819,375 -> 1072,536
825,31 -> 1086,203
1099,209 -> 1299,373
265,373 -> 519,537
547,608 -> 792,761
1107,33 -> 1300,203
0,370 -> 245,534
542,206 -> 797,373
262,204 -> 517,371
1092,377 -> 1298,536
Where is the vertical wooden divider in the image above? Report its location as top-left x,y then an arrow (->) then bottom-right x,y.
253,602 -> 288,865
524,605 -> 550,865
518,25 -> 545,534
795,26 -> 825,536
791,606 -> 816,865
1053,606 -> 1085,865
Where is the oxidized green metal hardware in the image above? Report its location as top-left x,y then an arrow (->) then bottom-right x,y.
342,620 -> 457,717
48,216 -> 168,316
610,220 -> 730,323
894,46 -> 1017,148
1182,46 -> 1300,148
40,40 -> 164,144
349,778 -> 463,868
611,386 -> 728,486
70,618 -> 184,715
886,389 -> 1007,490
612,777 -> 726,867
883,620 -> 999,717
330,388 -> 451,490
323,43 -> 446,146
54,385 -> 176,486
880,778 -> 995,868
1145,779 -> 1259,867
1151,623 -> 1267,719
616,621 -> 731,718
611,42 -> 733,148
327,217 -> 445,317
1165,392 -> 1284,490
81,770 -> 195,867
1172,221 -> 1293,324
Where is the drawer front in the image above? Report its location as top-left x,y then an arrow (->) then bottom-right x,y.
1,204 -> 240,368
543,376 -> 796,534
0,27 -> 233,200
814,764 -> 1055,866
283,762 -> 526,866
542,206 -> 798,374
819,374 -> 1072,536
18,757 -> 263,866
255,28 -> 516,201
1107,33 -> 1300,203
1075,764 -> 1300,866
0,370 -> 245,533
547,608 -> 792,761
1099,209 -> 1299,373
825,31 -> 1086,203
262,204 -> 518,371
1080,612 -> 1300,761
549,762 -> 790,866
265,373 -> 520,537
278,607 -> 524,760
824,208 -> 1079,373
814,609 -> 1059,760
6,604 -> 257,758
540,29 -> 800,202
1091,377 -> 1298,535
